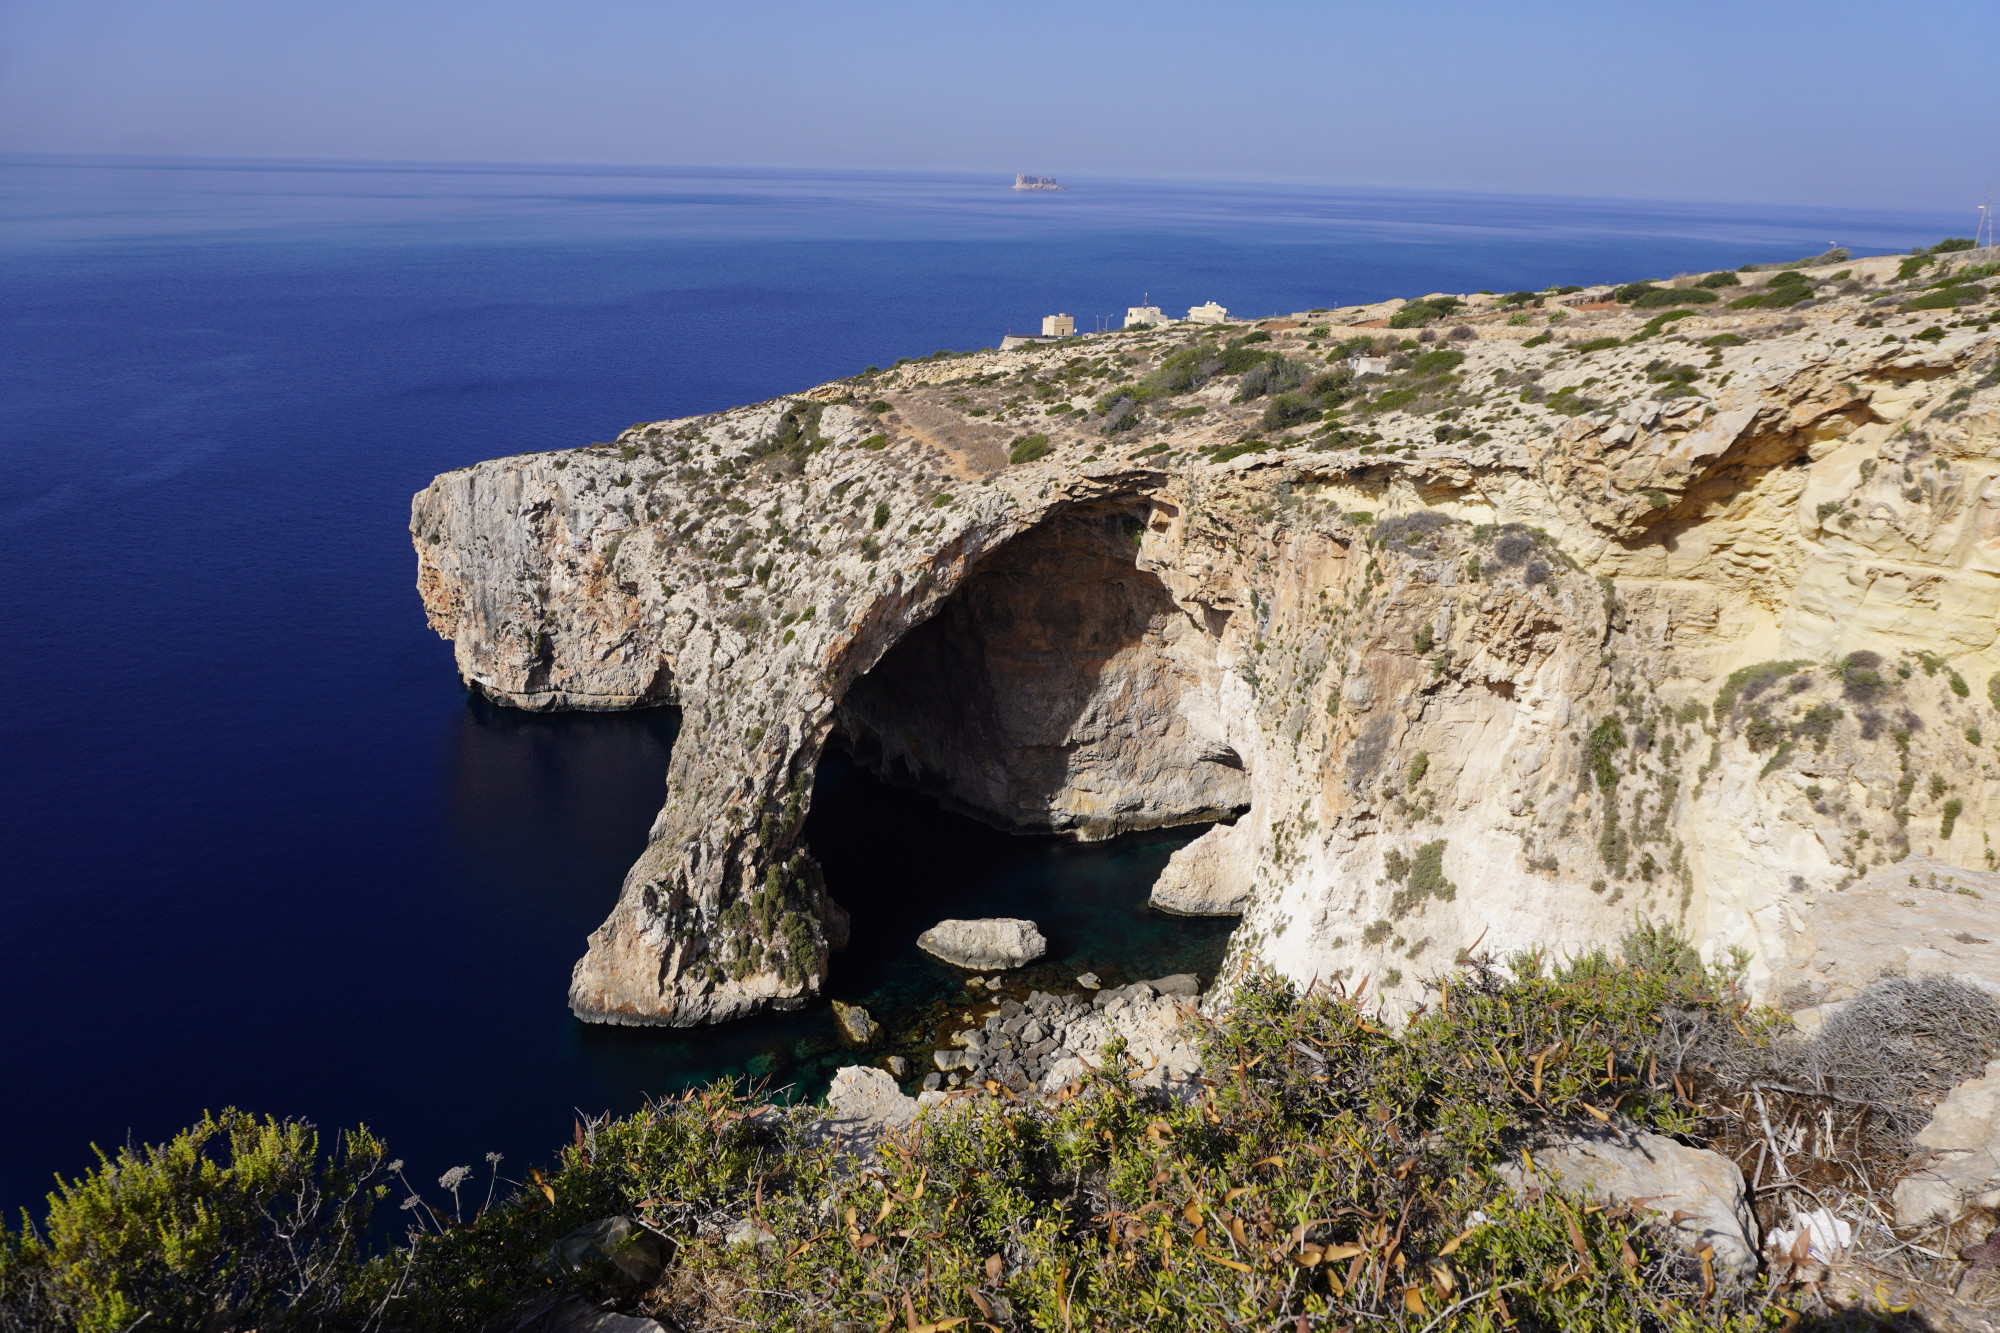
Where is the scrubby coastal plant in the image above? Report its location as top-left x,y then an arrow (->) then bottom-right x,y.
12,921 -> 1997,1330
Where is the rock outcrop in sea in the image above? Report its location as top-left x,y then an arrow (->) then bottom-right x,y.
411,245 -> 2000,1029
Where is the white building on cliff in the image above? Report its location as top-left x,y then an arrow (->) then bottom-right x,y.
1124,304 -> 1168,329
1041,313 -> 1075,337
1187,301 -> 1229,324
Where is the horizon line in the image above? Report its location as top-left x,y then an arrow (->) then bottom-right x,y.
0,150 -> 1970,223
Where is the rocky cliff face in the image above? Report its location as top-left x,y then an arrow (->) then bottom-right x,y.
412,245 -> 2000,1025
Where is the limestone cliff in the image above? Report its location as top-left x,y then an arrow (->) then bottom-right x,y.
412,245 -> 2000,1024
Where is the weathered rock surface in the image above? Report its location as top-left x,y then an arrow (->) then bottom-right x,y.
1893,1057 -> 2000,1226
823,1065 -> 920,1151
916,918 -> 1048,970
1498,1125 -> 1760,1282
1150,818 -> 1255,915
1774,855 -> 2000,1026
412,248 -> 2000,1025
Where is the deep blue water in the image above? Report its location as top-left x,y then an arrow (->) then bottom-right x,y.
0,156 -> 1963,1213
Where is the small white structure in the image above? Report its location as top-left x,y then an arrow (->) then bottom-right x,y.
1041,312 -> 1075,337
1125,305 -> 1169,329
1187,301 -> 1229,324
1350,356 -> 1393,376
1000,334 -> 1049,351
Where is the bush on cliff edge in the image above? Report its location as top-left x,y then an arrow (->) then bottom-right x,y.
2,932 -> 1826,1332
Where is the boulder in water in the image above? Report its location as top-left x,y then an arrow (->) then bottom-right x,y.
831,999 -> 880,1048
917,917 -> 1048,970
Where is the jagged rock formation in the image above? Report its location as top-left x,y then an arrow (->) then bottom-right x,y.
412,244 -> 2000,1026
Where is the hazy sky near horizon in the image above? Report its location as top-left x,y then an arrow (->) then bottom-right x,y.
2,0 -> 1994,211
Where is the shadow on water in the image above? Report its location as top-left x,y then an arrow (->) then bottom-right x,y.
559,747 -> 1234,1108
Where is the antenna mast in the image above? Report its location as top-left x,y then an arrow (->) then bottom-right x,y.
1979,182 -> 1996,249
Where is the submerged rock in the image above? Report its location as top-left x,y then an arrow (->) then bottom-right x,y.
830,999 -> 880,1048
917,918 -> 1048,970
1894,1058 -> 2000,1226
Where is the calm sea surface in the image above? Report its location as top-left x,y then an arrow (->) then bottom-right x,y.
0,156 -> 1960,1210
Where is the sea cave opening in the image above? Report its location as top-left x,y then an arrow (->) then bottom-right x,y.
804,498 -> 1249,1049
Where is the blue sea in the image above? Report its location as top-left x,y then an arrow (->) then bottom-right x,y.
0,155 -> 1961,1213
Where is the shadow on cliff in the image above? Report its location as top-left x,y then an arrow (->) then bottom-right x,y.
832,497 -> 1248,840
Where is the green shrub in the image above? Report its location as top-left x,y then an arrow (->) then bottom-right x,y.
1205,438 -> 1275,464
867,400 -> 892,413
1634,309 -> 1697,339
855,433 -> 888,450
1933,237 -> 1978,253
1233,355 -> 1312,402
1725,270 -> 1814,311
1409,348 -> 1465,374
1716,659 -> 1812,717
1569,337 -> 1623,354
1259,390 -> 1319,430
1701,333 -> 1746,348
1696,270 -> 1741,288
2,955 -> 1819,1332
1386,839 -> 1455,918
1902,285 -> 1985,311
1943,797 -> 1965,839
1388,295 -> 1463,328
1007,433 -> 1051,464
871,502 -> 890,530
1628,286 -> 1717,308
0,1110 -> 389,1332
1521,331 -> 1554,348
1914,326 -> 1946,342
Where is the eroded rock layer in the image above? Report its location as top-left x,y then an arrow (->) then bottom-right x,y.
411,245 -> 2000,1025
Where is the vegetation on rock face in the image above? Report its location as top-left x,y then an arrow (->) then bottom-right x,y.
1388,295 -> 1463,328
12,925 -> 2000,1330
4,939 -> 1826,1333
1007,434 -> 1051,465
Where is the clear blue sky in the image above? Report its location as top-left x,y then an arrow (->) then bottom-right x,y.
2,0 -> 1994,210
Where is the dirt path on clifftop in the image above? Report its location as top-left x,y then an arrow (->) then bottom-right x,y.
890,399 -> 1014,476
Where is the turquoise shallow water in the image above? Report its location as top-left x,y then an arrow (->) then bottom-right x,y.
0,155 -> 1963,1211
